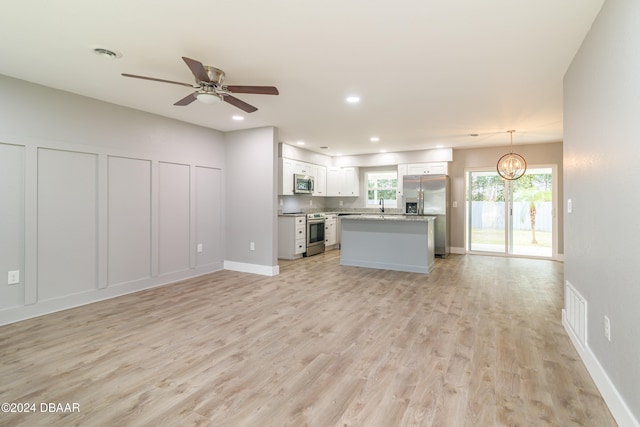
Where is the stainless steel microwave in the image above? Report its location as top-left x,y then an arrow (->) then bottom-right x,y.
294,174 -> 314,194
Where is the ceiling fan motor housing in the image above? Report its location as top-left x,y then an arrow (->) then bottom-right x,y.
204,66 -> 225,85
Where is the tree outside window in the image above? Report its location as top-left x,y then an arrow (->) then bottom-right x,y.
366,171 -> 397,207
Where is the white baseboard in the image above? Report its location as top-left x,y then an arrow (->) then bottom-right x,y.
563,310 -> 640,427
224,261 -> 279,276
450,246 -> 466,255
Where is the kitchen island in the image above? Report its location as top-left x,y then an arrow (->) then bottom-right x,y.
340,215 -> 436,274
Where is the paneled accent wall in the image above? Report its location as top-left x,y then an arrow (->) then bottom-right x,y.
195,166 -> 223,267
37,148 -> 99,301
0,143 -> 25,310
0,141 -> 224,325
158,162 -> 191,276
107,156 -> 152,286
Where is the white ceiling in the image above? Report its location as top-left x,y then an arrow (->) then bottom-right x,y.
0,0 -> 603,156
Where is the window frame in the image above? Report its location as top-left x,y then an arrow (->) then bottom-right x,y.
365,170 -> 398,208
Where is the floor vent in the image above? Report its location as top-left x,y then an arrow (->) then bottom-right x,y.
565,280 -> 587,347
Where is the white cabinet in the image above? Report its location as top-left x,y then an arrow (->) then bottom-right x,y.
280,158 -> 359,198
293,161 -> 314,176
279,158 -> 326,196
341,167 -> 359,196
278,215 -> 306,259
406,162 -> 448,175
324,214 -> 337,248
326,166 -> 359,197
279,158 -> 295,195
314,165 -> 327,197
326,167 -> 340,196
396,164 -> 408,199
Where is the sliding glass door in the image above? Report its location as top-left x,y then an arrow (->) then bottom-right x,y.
466,167 -> 554,257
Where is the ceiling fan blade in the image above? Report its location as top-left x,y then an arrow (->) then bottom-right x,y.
174,92 -> 197,106
226,85 -> 279,95
224,95 -> 258,113
182,57 -> 210,82
121,73 -> 196,88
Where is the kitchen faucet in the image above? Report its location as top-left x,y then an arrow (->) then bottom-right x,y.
379,198 -> 385,213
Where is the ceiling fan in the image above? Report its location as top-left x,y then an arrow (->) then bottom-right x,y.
122,57 -> 279,113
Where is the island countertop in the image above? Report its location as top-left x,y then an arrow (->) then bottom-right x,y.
341,214 -> 436,222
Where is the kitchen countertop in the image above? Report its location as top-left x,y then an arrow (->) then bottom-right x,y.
341,214 -> 436,222
279,210 -> 405,217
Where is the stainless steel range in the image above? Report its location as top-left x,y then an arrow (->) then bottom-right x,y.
305,213 -> 325,256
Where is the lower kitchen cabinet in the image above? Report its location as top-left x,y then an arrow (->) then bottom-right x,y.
278,215 -> 306,259
324,214 -> 337,249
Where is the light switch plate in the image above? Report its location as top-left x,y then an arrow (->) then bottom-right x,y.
567,198 -> 573,213
197,243 -> 203,253
8,270 -> 20,285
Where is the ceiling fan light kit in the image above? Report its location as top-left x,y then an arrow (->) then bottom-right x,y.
121,56 -> 278,113
196,92 -> 222,104
497,130 -> 527,180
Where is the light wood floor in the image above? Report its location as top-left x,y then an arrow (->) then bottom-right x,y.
0,252 -> 616,426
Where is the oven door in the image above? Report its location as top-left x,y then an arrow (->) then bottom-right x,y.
306,219 -> 325,256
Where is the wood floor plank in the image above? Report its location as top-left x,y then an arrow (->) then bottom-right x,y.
0,252 -> 617,426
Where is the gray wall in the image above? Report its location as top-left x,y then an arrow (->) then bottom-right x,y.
225,127 -> 278,272
564,0 -> 640,422
0,74 -> 227,324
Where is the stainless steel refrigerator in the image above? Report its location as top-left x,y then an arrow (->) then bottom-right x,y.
403,174 -> 450,257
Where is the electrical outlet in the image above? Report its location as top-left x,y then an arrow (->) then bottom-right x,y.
452,201 -> 458,208
604,315 -> 611,341
197,243 -> 203,253
7,270 -> 20,285
250,242 -> 255,251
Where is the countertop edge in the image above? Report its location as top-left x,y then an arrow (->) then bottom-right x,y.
341,215 -> 436,222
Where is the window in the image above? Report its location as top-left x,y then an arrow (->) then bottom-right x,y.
366,171 -> 397,207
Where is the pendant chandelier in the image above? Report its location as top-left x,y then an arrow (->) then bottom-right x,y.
497,130 -> 526,180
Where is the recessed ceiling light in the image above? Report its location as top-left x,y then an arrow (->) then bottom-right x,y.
296,141 -> 305,145
336,153 -> 343,156
346,96 -> 360,104
232,115 -> 244,121
436,144 -> 444,148
92,47 -> 121,59
379,149 -> 387,153
370,137 -> 380,142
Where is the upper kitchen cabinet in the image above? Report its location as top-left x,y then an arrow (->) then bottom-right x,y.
293,161 -> 314,176
314,165 -> 327,197
406,162 -> 448,176
326,166 -> 359,197
279,158 -> 326,196
397,164 -> 408,199
279,158 -> 295,195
